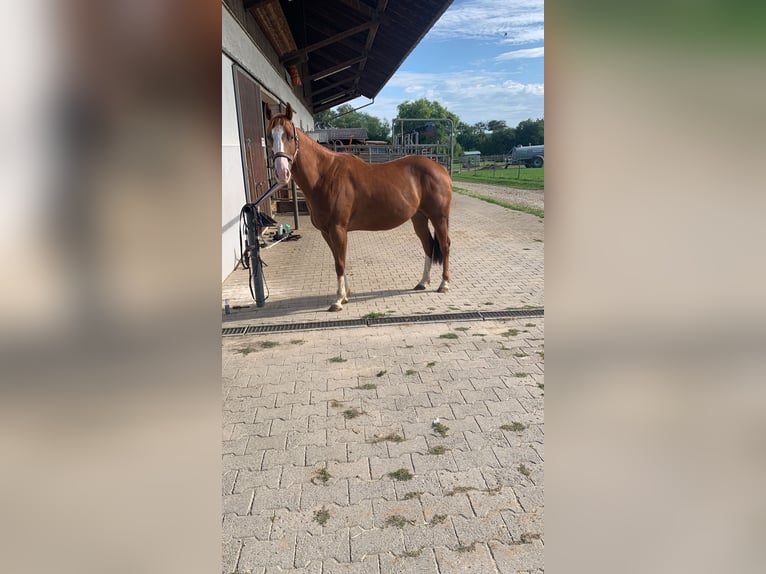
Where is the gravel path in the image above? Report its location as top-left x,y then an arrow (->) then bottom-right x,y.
451,180 -> 544,211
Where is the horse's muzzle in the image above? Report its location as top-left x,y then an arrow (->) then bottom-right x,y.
274,155 -> 292,184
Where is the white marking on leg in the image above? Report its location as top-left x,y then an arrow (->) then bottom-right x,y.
417,256 -> 432,288
332,274 -> 347,309
343,275 -> 350,303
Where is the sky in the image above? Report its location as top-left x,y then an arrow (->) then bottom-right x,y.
342,0 -> 544,128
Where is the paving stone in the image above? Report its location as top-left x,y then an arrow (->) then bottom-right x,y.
451,448 -> 502,472
490,539 -> 544,573
452,512 -> 513,546
247,434 -> 287,452
403,520 -> 460,553
238,532 -> 297,571
223,490 -> 254,516
234,468 -> 281,493
467,489 -> 522,518
294,528 -> 350,567
350,526 -> 404,562
262,447 -> 306,469
252,484 -> 302,512
222,513 -> 272,541
323,555 -> 380,574
500,508 -> 544,544
224,454 -> 265,474
434,542 -> 498,573
379,547 -> 440,573
222,538 -> 242,573
300,478 -> 350,510
412,451 -> 459,474
305,443 -> 348,466
348,477 -> 396,505
420,492 -> 474,521
437,468 -> 488,494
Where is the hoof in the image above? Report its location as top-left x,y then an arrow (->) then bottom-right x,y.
328,303 -> 343,312
413,284 -> 427,291
437,283 -> 450,293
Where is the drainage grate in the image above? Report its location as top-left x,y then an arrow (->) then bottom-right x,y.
222,326 -> 248,336
223,307 -> 543,336
480,308 -> 544,320
368,312 -> 482,325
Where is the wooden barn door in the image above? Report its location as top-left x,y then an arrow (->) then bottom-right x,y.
233,67 -> 271,216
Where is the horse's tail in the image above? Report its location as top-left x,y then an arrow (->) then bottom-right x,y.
431,235 -> 444,265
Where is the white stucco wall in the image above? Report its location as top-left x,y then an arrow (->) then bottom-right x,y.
222,53 -> 246,281
221,4 -> 314,282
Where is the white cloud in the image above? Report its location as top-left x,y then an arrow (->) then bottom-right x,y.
430,0 -> 544,45
383,70 -> 544,125
496,46 -> 544,60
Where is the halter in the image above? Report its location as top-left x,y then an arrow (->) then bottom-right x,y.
272,122 -> 299,165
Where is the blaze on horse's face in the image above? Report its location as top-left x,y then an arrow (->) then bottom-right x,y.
266,103 -> 296,185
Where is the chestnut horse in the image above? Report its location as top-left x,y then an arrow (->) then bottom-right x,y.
266,103 -> 452,312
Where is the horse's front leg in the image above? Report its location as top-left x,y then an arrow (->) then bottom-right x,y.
324,226 -> 349,312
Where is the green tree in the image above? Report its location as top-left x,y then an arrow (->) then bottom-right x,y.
395,98 -> 460,147
514,118 -> 544,146
487,120 -> 508,132
312,104 -> 390,141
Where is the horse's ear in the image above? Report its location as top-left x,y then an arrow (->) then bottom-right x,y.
284,102 -> 293,120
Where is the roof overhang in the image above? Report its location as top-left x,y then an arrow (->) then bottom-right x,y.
245,0 -> 453,113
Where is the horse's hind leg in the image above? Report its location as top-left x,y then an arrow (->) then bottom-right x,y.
433,217 -> 451,292
411,212 -> 434,290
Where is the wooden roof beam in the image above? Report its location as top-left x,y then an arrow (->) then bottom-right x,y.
281,21 -> 375,64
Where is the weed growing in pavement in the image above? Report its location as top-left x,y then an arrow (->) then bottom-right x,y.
513,372 -> 529,378
514,351 -> 528,357
329,400 -> 344,408
385,514 -> 415,528
500,422 -> 527,432
387,468 -> 413,481
329,356 -> 347,363
400,549 -> 423,558
518,464 -> 531,478
234,347 -> 257,355
525,323 -> 536,327
432,422 -> 449,437
403,491 -> 424,500
427,446 -> 448,455
290,339 -> 305,345
376,370 -> 387,377
312,467 -> 331,484
260,341 -> 279,348
521,532 -> 542,543
427,361 -> 436,367
456,543 -> 477,552
358,383 -> 377,390
362,312 -> 386,319
405,369 -> 417,375
501,329 -> 520,337
439,333 -> 458,340
430,514 -> 448,526
313,506 -> 330,526
446,486 -> 478,496
537,382 -> 544,389
370,433 -> 404,444
342,408 -> 363,419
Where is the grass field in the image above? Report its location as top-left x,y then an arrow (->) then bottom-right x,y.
452,165 -> 544,190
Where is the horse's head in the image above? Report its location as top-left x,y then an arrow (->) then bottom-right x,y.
266,102 -> 298,185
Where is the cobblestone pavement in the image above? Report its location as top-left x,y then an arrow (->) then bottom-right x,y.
223,318 -> 544,573
222,191 -> 543,325
223,187 -> 543,572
